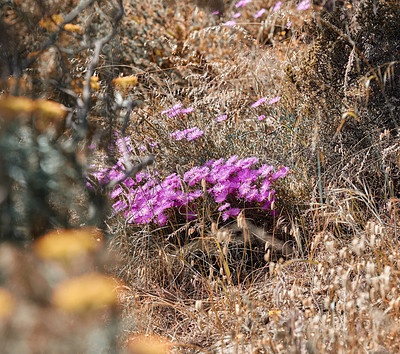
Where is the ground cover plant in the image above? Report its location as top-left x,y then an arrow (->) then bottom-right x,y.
0,0 -> 399,352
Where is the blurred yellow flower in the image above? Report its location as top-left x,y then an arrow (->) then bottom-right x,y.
0,288 -> 16,320
63,23 -> 83,33
90,76 -> 100,91
268,310 -> 282,317
52,272 -> 118,313
34,99 -> 66,120
33,99 -> 67,131
112,76 -> 138,90
127,334 -> 171,354
0,95 -> 35,120
34,227 -> 103,261
39,14 -> 63,32
0,96 -> 68,131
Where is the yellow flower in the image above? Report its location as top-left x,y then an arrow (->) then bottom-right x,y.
52,273 -> 118,313
90,76 -> 101,91
127,334 -> 171,354
34,99 -> 66,120
0,95 -> 35,120
39,14 -> 63,32
33,99 -> 67,131
0,288 -> 15,320
34,227 -> 103,262
112,76 -> 138,90
63,23 -> 83,33
0,96 -> 67,131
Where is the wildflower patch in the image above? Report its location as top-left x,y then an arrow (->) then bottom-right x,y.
90,138 -> 289,226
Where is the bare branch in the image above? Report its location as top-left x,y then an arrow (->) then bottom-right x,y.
77,0 -> 125,135
23,0 -> 96,71
106,155 -> 155,190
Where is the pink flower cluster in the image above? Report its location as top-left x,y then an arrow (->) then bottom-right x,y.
101,153 -> 289,225
88,136 -> 289,226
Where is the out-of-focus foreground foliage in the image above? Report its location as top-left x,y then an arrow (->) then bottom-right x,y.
0,0 -> 131,352
0,0 -> 126,242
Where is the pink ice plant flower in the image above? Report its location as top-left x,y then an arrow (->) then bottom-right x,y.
218,203 -> 231,211
270,166 -> 290,180
170,127 -> 204,141
258,164 -> 274,178
297,0 -> 310,10
258,115 -> 266,121
233,12 -> 241,18
161,103 -> 194,117
252,96 -> 281,107
222,208 -> 241,221
178,107 -> 195,114
217,114 -> 228,122
168,106 -> 194,117
226,155 -> 238,165
254,8 -> 266,18
161,103 -> 182,115
170,130 -> 187,140
186,127 -> 204,140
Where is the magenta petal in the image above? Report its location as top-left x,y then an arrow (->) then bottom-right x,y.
222,208 -> 241,221
157,213 -> 168,225
224,20 -> 236,27
268,96 -> 281,104
273,1 -> 282,12
227,208 -> 241,216
251,97 -> 267,108
254,9 -> 266,18
297,0 -> 310,10
162,103 -> 182,114
270,166 -> 289,180
180,107 -> 195,114
218,202 -> 231,211
110,186 -> 123,199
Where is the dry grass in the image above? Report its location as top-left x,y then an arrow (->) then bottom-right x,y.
104,1 -> 400,353
1,0 -> 400,353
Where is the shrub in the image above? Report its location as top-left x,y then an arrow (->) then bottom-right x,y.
287,0 -> 400,200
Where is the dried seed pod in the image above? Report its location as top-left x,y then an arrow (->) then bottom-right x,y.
195,300 -> 203,311
264,250 -> 270,262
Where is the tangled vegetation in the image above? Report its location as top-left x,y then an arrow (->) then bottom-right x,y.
0,0 -> 399,352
